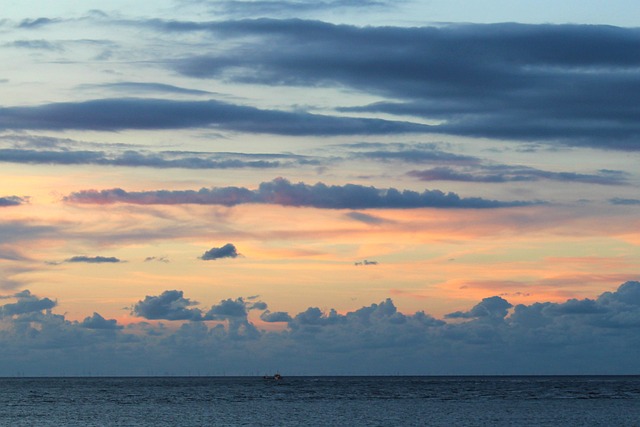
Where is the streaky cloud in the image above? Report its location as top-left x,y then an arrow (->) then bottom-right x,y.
164,19 -> 640,149
610,198 -> 640,206
65,256 -> 122,264
408,166 -> 628,186
80,82 -> 216,96
65,177 -> 538,209
0,148 -> 287,169
0,98 -> 431,135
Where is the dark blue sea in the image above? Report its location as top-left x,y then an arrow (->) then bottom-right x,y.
1,376 -> 639,426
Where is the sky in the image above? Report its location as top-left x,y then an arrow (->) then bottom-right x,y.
0,0 -> 639,376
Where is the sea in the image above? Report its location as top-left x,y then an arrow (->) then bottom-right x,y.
1,376 -> 639,426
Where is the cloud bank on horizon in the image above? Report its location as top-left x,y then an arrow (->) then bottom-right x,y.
0,281 -> 639,375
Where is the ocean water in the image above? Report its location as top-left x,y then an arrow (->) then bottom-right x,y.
1,376 -> 639,426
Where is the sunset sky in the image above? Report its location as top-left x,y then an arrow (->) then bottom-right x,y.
1,0 -> 639,375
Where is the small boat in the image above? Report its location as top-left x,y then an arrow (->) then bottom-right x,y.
263,373 -> 283,380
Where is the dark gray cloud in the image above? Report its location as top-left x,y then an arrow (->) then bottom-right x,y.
0,148 -> 299,169
346,143 -> 628,185
132,290 -> 203,321
0,290 -> 56,317
0,148 -> 289,169
162,20 -> 640,150
610,198 -> 640,206
445,296 -> 513,320
18,17 -> 61,29
65,256 -> 122,263
214,0 -> 389,17
200,243 -> 239,260
2,282 -> 640,374
80,82 -> 215,96
351,146 -> 477,165
65,177 -> 538,209
0,196 -> 26,207
205,297 -> 247,319
79,312 -> 123,330
0,97 -> 430,135
408,166 -> 627,186
260,310 -> 292,322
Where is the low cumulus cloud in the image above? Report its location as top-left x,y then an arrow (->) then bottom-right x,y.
0,196 -> 26,207
1,282 -> 640,374
0,290 -> 56,317
66,177 -> 537,209
80,312 -> 123,330
445,296 -> 513,320
200,243 -> 239,260
260,310 -> 293,323
132,290 -> 203,321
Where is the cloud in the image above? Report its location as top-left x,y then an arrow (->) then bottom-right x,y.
163,19 -> 640,150
79,312 -> 123,330
408,166 -> 628,186
132,290 -> 203,321
345,211 -> 392,225
66,177 -> 538,209
200,243 -> 239,260
205,297 -> 248,319
144,256 -> 170,263
0,148 -> 291,169
0,97 -> 430,135
18,17 -> 61,29
65,256 -> 122,263
80,82 -> 215,96
8,40 -> 62,51
610,198 -> 640,206
214,0 -> 390,18
345,142 -> 629,185
0,196 -> 26,207
445,296 -> 513,320
2,282 -> 640,374
260,310 -> 292,322
0,290 -> 56,317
